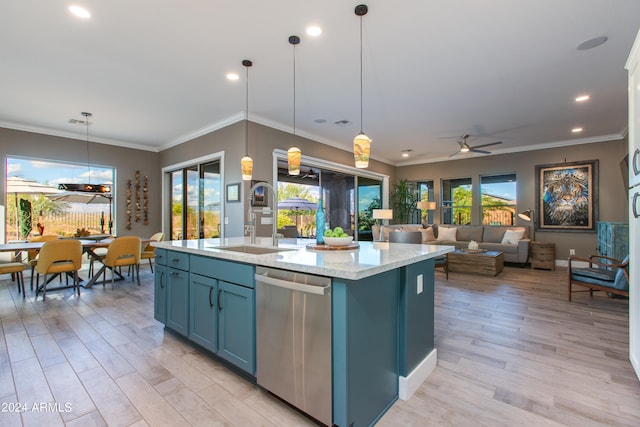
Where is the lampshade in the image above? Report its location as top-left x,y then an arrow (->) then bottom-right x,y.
518,209 -> 533,221
241,156 -> 253,181
417,201 -> 436,210
287,146 -> 301,175
372,209 -> 393,220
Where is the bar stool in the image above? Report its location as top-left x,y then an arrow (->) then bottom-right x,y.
0,262 -> 26,299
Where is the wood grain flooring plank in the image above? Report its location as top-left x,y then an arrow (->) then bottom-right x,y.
154,377 -> 231,426
113,342 -> 174,386
0,393 -> 23,427
56,336 -> 100,374
63,410 -> 107,427
115,372 -> 189,427
30,333 -> 67,369
77,366 -> 141,426
43,361 -> 95,422
12,357 -> 64,427
84,338 -> 136,379
4,329 -> 36,363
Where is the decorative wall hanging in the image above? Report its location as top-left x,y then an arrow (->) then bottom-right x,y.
126,179 -> 132,230
535,160 -> 598,232
227,182 -> 241,202
143,174 -> 149,225
135,170 -> 141,223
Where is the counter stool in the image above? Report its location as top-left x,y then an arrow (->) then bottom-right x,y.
0,262 -> 26,299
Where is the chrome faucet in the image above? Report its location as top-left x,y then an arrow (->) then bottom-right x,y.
247,181 -> 279,246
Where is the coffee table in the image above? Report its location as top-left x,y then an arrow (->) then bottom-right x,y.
447,249 -> 504,276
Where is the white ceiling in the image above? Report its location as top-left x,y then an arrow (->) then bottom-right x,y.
1,1 -> 639,166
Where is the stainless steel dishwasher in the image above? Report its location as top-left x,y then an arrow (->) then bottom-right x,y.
255,267 -> 332,426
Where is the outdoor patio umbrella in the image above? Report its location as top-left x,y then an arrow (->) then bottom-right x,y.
277,197 -> 317,235
6,176 -> 61,239
48,192 -> 113,234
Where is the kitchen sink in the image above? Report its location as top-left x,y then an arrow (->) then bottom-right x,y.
217,245 -> 295,255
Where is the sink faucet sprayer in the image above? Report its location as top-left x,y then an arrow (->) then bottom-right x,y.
247,181 -> 279,246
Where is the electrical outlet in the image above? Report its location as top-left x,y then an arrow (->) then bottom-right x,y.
417,274 -> 423,294
569,249 -> 575,255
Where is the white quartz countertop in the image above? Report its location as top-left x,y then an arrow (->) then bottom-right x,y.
152,237 -> 454,280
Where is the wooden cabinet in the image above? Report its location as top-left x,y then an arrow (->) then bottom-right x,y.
189,274 -> 218,352
154,264 -> 167,323
155,252 -> 256,374
530,242 -> 556,270
217,280 -> 255,373
597,222 -> 629,261
154,249 -> 167,323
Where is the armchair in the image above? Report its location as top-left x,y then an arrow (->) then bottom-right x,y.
567,254 -> 629,301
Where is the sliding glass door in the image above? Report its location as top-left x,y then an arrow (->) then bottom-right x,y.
169,161 -> 221,240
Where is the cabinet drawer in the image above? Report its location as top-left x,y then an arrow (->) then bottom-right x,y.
190,255 -> 255,288
155,248 -> 167,266
166,251 -> 190,271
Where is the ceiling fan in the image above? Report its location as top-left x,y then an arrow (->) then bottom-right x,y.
449,134 -> 502,157
301,168 -> 317,179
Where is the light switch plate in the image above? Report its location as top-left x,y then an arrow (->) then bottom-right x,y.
417,274 -> 423,294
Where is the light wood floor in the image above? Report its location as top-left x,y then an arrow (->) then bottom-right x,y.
1,264 -> 638,426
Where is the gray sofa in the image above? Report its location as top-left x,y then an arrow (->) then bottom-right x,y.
372,223 -> 530,264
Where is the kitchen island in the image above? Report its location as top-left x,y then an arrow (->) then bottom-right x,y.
152,237 -> 452,426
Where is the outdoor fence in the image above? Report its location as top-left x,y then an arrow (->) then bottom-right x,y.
6,212 -> 106,239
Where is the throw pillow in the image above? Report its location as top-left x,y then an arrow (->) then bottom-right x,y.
501,229 -> 525,244
420,227 -> 436,243
437,227 -> 457,241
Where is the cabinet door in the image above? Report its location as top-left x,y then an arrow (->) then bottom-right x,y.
166,268 -> 189,336
189,274 -> 218,353
629,60 -> 640,188
154,265 -> 167,323
218,281 -> 255,374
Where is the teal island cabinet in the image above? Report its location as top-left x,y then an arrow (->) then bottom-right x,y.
152,238 -> 452,426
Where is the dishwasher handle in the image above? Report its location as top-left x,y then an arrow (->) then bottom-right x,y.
255,273 -> 330,296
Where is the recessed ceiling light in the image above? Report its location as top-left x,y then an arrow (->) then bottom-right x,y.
572,127 -> 583,133
69,5 -> 91,19
226,73 -> 239,81
306,26 -> 322,37
576,36 -> 608,51
314,119 -> 327,124
575,95 -> 590,102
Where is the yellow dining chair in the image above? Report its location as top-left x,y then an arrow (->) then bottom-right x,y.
102,236 -> 142,288
0,262 -> 26,299
34,239 -> 83,300
27,235 -> 59,290
140,232 -> 164,273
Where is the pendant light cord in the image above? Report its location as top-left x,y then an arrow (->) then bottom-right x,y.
359,12 -> 364,134
82,112 -> 92,184
293,42 -> 296,141
245,63 -> 249,156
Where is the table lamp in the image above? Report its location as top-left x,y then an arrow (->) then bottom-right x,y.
372,209 -> 393,225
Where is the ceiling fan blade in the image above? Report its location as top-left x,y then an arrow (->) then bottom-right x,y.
448,150 -> 460,158
469,149 -> 491,154
471,141 -> 502,150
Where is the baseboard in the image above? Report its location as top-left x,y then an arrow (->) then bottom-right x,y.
398,349 -> 437,400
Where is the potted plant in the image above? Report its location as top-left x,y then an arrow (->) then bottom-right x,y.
391,179 -> 418,223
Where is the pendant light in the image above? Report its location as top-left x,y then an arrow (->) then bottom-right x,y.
353,4 -> 371,169
287,35 -> 302,176
58,112 -> 111,193
241,59 -> 253,181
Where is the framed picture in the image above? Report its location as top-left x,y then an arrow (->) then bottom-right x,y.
226,183 -> 240,203
535,160 -> 598,232
251,180 -> 267,207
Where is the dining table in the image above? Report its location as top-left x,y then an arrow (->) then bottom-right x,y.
0,237 -> 151,290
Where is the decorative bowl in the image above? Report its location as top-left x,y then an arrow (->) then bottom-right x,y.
323,236 -> 354,246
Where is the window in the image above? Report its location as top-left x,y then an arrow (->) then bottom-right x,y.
5,157 -> 114,240
480,174 -> 517,225
442,178 -> 472,225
